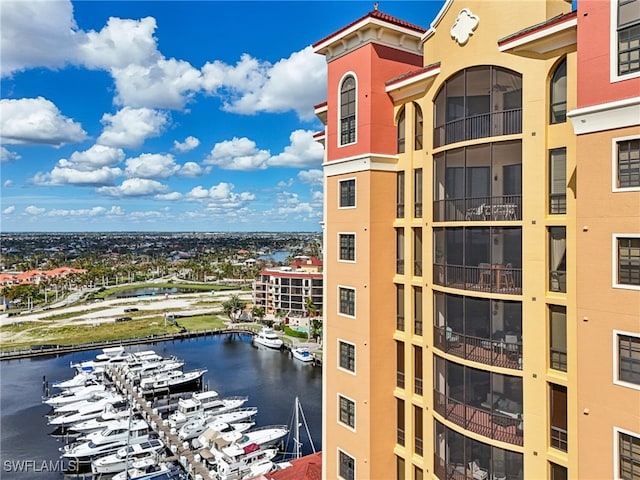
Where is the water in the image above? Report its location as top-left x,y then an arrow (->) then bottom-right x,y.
0,334 -> 322,479
256,251 -> 290,263
108,287 -> 199,299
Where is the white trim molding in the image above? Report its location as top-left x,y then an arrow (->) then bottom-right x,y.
610,0 -> 640,83
338,177 -> 357,210
614,426 -> 640,480
337,231 -> 357,264
568,96 -> 640,135
613,329 -> 640,391
612,233 -> 640,291
337,338 -> 357,375
337,393 -> 357,432
612,134 -> 640,192
324,153 -> 398,177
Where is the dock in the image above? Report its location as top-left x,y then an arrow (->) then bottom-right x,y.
105,367 -> 212,480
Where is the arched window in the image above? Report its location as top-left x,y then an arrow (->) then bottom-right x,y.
433,66 -> 522,147
340,75 -> 356,145
550,58 -> 567,124
397,106 -> 406,153
414,103 -> 423,150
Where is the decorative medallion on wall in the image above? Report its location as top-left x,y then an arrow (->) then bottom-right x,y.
450,8 -> 479,45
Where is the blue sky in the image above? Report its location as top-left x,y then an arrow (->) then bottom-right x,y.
1,1 -> 444,233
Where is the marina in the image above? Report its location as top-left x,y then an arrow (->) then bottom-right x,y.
0,334 -> 321,479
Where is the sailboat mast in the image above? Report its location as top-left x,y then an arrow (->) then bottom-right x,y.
294,396 -> 301,459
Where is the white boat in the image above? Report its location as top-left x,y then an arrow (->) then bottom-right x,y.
48,396 -> 126,427
211,425 -> 288,453
205,444 -> 278,480
44,384 -> 106,407
139,368 -> 207,394
167,390 -> 220,427
52,370 -> 100,391
51,390 -> 122,414
62,419 -> 151,460
169,394 -> 247,429
179,407 -> 258,441
191,421 -> 255,449
112,460 -> 185,480
291,347 -> 313,363
253,328 -> 283,349
70,403 -> 133,433
91,438 -> 165,474
125,358 -> 185,383
71,348 -> 159,373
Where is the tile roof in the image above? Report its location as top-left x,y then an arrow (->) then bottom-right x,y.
386,62 -> 441,87
313,9 -> 426,48
498,10 -> 577,45
265,452 -> 322,480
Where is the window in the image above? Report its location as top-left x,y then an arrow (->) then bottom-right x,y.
340,75 -> 356,145
414,287 -> 423,336
550,305 -> 567,372
550,462 -> 568,480
414,345 -> 423,396
618,333 -> 640,386
339,340 -> 355,373
339,450 -> 355,480
618,237 -> 640,286
339,287 -> 355,316
618,430 -> 640,479
339,179 -> 356,208
617,138 -> 640,189
550,383 -> 568,452
396,340 -> 405,388
397,107 -> 406,153
339,233 -> 355,261
397,171 -> 405,217
339,395 -> 355,428
415,466 -> 424,480
617,0 -> 640,76
397,399 -> 405,446
396,456 -> 405,480
549,227 -> 567,293
413,227 -> 422,276
550,58 -> 567,124
396,284 -> 405,331
549,148 -> 567,214
414,168 -> 423,218
414,405 -> 423,456
414,102 -> 423,150
396,228 -> 405,275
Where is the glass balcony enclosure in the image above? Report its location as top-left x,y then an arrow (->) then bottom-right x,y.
434,227 -> 522,294
434,141 -> 522,222
434,420 -> 523,480
434,66 -> 522,148
434,356 -> 524,446
433,293 -> 522,370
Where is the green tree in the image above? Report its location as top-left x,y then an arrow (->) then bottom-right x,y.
222,294 -> 246,323
251,306 -> 265,323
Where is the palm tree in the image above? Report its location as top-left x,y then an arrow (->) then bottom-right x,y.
251,306 -> 265,324
222,294 -> 246,323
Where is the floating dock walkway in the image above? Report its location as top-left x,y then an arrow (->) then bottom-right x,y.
105,366 -> 211,480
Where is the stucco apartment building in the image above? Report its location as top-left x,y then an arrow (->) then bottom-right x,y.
312,0 -> 638,479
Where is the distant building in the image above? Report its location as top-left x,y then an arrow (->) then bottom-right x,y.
0,267 -> 86,287
252,259 -> 323,317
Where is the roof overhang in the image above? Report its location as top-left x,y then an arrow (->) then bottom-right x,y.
498,12 -> 577,57
313,16 -> 424,62
386,63 -> 441,102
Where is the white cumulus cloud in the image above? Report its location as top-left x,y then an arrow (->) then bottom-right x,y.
25,205 -> 45,215
98,107 -> 169,149
1,146 -> 21,163
125,153 -> 179,179
0,97 -> 87,146
173,136 -> 200,153
204,137 -> 270,171
2,206 -> 16,215
96,178 -> 169,197
268,130 -> 324,168
298,169 -> 323,186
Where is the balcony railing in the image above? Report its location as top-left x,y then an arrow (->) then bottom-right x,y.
414,260 -> 423,277
550,348 -> 567,372
433,263 -> 522,295
397,203 -> 405,218
434,391 -> 523,446
415,436 -> 423,456
433,195 -> 522,222
549,193 -> 566,214
397,371 -> 405,389
549,270 -> 566,293
433,326 -> 522,370
396,258 -> 405,275
551,426 -> 568,452
434,454 -> 523,480
415,377 -> 423,396
396,315 -> 405,332
434,108 -> 522,147
397,427 -> 405,446
414,318 -> 423,336
415,202 -> 423,218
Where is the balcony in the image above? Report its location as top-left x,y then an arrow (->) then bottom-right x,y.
434,391 -> 523,446
397,371 -> 405,389
396,315 -> 405,332
434,195 -> 522,222
433,326 -> 522,370
434,109 -> 522,148
433,263 -> 522,295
